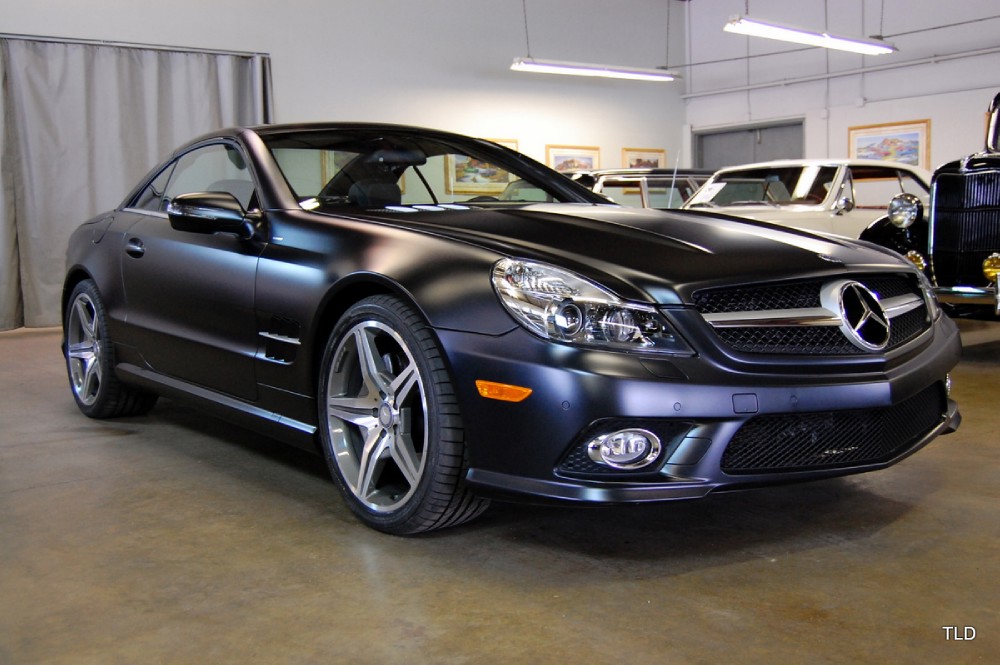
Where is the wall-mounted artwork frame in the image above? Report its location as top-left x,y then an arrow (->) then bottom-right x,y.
848,119 -> 930,170
622,147 -> 665,168
445,138 -> 520,195
546,145 -> 600,172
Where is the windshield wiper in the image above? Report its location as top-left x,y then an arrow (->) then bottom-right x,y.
726,200 -> 779,207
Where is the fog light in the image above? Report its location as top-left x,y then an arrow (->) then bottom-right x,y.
983,253 -> 1000,282
945,373 -> 952,396
587,428 -> 661,470
906,250 -> 927,272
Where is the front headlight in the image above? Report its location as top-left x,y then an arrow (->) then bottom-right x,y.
888,193 -> 923,229
492,258 -> 693,355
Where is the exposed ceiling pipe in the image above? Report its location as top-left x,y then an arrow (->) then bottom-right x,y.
681,46 -> 1000,99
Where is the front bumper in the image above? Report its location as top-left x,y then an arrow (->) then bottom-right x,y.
439,312 -> 962,504
934,285 -> 1000,315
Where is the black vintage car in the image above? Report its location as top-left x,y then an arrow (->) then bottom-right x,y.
861,93 -> 1000,315
64,123 -> 961,534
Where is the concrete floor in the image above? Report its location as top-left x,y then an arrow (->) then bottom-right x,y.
1,322 -> 997,664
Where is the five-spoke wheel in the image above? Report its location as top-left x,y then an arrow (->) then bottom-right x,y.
319,295 -> 488,534
64,280 -> 157,418
66,289 -> 103,407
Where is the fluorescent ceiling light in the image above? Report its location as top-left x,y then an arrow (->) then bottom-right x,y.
510,57 -> 679,82
723,15 -> 897,56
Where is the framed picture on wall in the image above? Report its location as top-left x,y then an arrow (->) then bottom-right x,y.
546,145 -> 600,172
622,148 -> 666,169
848,119 -> 930,170
445,139 -> 520,195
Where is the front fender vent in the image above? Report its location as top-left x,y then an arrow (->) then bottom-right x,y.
260,316 -> 301,364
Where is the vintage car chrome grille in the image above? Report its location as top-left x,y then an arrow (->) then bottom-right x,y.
721,383 -> 945,474
694,274 -> 929,355
932,170 -> 1000,286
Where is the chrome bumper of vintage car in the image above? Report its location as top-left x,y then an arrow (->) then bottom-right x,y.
934,284 -> 999,315
933,252 -> 1000,314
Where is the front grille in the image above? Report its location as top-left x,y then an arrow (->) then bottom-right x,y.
714,325 -> 856,355
932,171 -> 1000,286
694,274 -> 929,355
694,281 -> 819,314
721,383 -> 946,474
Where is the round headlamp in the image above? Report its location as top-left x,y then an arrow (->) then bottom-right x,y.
887,193 -> 923,229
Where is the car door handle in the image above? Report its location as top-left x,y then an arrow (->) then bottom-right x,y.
125,237 -> 145,258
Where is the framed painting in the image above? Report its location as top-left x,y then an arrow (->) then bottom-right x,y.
848,120 -> 930,170
445,138 -> 520,195
622,148 -> 665,169
546,145 -> 600,172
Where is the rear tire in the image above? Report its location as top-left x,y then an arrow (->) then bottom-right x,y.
64,279 -> 158,418
318,295 -> 488,534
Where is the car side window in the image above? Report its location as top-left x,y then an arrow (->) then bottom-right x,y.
597,180 -> 645,207
849,166 -> 928,210
132,164 -> 175,212
898,171 -> 931,205
162,144 -> 257,211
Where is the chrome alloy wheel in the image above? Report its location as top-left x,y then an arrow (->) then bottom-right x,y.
324,320 -> 428,513
66,291 -> 103,407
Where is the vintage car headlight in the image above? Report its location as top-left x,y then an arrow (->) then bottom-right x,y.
888,193 -> 923,229
492,259 -> 693,355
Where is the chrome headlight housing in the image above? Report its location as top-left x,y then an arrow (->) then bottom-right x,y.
888,193 -> 923,229
492,258 -> 693,355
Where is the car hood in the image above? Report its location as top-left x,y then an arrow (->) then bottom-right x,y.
686,203 -> 833,224
331,203 -> 909,305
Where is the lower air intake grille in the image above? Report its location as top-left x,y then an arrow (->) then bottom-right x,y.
721,383 -> 945,474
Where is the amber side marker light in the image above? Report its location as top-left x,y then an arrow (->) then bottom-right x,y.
475,380 -> 533,402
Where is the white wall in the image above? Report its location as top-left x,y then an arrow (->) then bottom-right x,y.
683,0 -> 1000,168
0,0 -> 689,169
4,0 -> 998,171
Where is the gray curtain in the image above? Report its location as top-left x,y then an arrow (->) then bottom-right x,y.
0,37 -> 272,330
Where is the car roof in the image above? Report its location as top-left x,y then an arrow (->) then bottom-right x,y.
565,167 -> 714,177
711,158 -> 926,175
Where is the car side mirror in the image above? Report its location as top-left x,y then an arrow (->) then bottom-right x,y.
833,196 -> 855,214
167,192 -> 253,239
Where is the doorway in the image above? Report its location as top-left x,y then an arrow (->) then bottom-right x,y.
696,122 -> 804,170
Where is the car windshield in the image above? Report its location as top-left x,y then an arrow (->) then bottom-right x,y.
688,165 -> 839,207
262,129 -> 586,210
598,177 -> 701,209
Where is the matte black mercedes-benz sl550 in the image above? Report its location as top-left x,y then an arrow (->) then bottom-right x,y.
63,123 -> 962,534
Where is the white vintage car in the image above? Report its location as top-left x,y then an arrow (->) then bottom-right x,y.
684,159 -> 930,238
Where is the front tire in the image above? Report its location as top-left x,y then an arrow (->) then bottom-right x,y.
318,295 -> 488,534
64,279 -> 158,418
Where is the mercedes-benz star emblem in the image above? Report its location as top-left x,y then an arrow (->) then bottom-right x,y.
837,281 -> 890,351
